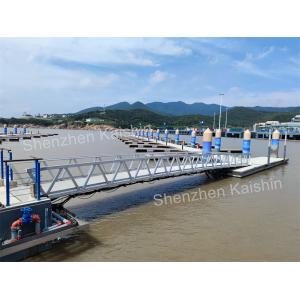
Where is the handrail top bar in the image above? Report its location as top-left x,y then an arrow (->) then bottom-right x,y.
0,147 -> 11,151
40,151 -> 242,162
3,158 -> 43,163
1,152 -> 244,165
54,152 -> 241,161
29,153 -> 249,172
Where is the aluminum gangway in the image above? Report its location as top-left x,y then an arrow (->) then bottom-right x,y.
20,152 -> 249,201
1,152 -> 250,206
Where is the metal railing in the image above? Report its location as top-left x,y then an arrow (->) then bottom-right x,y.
1,150 -> 250,206
0,154 -> 41,207
24,152 -> 250,200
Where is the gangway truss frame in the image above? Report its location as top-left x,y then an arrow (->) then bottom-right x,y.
25,152 -> 250,200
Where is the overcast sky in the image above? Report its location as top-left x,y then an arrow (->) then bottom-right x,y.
0,37 -> 299,117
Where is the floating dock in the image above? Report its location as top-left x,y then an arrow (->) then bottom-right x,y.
118,135 -> 242,154
227,157 -> 288,178
0,150 -> 249,260
0,133 -> 58,143
0,131 -> 289,260
124,133 -> 289,178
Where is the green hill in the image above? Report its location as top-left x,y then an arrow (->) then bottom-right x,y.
222,107 -> 300,127
77,100 -> 300,117
68,107 -> 298,128
2,107 -> 298,129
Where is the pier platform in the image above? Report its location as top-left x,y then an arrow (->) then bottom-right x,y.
0,184 -> 36,207
227,157 -> 288,178
121,135 -> 289,179
0,133 -> 58,143
119,136 -> 242,154
0,133 -> 290,260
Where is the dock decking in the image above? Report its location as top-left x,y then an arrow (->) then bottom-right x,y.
0,133 -> 58,143
120,134 -> 289,179
227,157 -> 288,178
1,152 -> 249,206
0,133 -> 290,208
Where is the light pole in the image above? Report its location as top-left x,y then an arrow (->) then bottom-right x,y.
199,120 -> 204,134
218,93 -> 224,130
224,107 -> 228,129
213,112 -> 216,130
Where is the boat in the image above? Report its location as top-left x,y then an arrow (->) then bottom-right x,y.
0,199 -> 88,261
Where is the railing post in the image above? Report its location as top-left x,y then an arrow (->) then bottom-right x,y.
3,124 -> 7,135
0,149 -> 4,179
8,151 -> 13,181
5,163 -> 10,206
283,129 -> 288,161
267,129 -> 271,165
35,159 -> 41,200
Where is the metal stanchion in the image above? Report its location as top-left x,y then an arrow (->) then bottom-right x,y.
0,149 -> 4,180
35,159 -> 41,200
267,129 -> 272,165
283,129 -> 288,160
5,163 -> 10,206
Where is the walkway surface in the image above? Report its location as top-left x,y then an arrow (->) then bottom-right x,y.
228,157 -> 287,177
0,134 -> 288,206
31,152 -> 249,199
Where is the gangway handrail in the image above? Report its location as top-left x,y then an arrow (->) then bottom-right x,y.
39,151 -> 243,161
24,152 -> 250,200
36,152 -> 247,170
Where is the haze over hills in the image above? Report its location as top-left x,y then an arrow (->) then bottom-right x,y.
145,101 -> 226,116
77,101 -> 300,116
250,106 -> 300,113
2,105 -> 300,128
70,106 -> 300,128
77,101 -> 226,116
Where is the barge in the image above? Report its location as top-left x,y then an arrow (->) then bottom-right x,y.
0,127 -> 289,261
0,152 -> 87,261
0,198 -> 88,261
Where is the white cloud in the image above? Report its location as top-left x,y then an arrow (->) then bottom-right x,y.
0,38 -> 299,117
204,85 -> 215,91
255,46 -> 275,60
233,46 -> 277,78
290,53 -> 300,66
233,52 -> 275,78
185,87 -> 300,107
225,87 -> 300,107
0,40 -> 122,116
0,38 -> 191,116
207,56 -> 219,64
78,73 -> 119,88
149,70 -> 170,85
140,70 -> 174,95
144,38 -> 190,56
0,38 -> 191,67
234,59 -> 270,78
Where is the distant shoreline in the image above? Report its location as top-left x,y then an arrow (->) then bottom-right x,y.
0,123 -> 120,131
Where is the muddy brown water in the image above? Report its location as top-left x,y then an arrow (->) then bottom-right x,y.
2,129 -> 299,261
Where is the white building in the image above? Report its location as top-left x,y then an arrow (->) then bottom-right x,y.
19,112 -> 34,119
253,115 -> 300,133
86,118 -> 104,124
291,115 -> 300,122
253,121 -> 280,131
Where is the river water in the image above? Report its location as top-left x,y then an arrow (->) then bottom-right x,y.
2,129 -> 299,261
